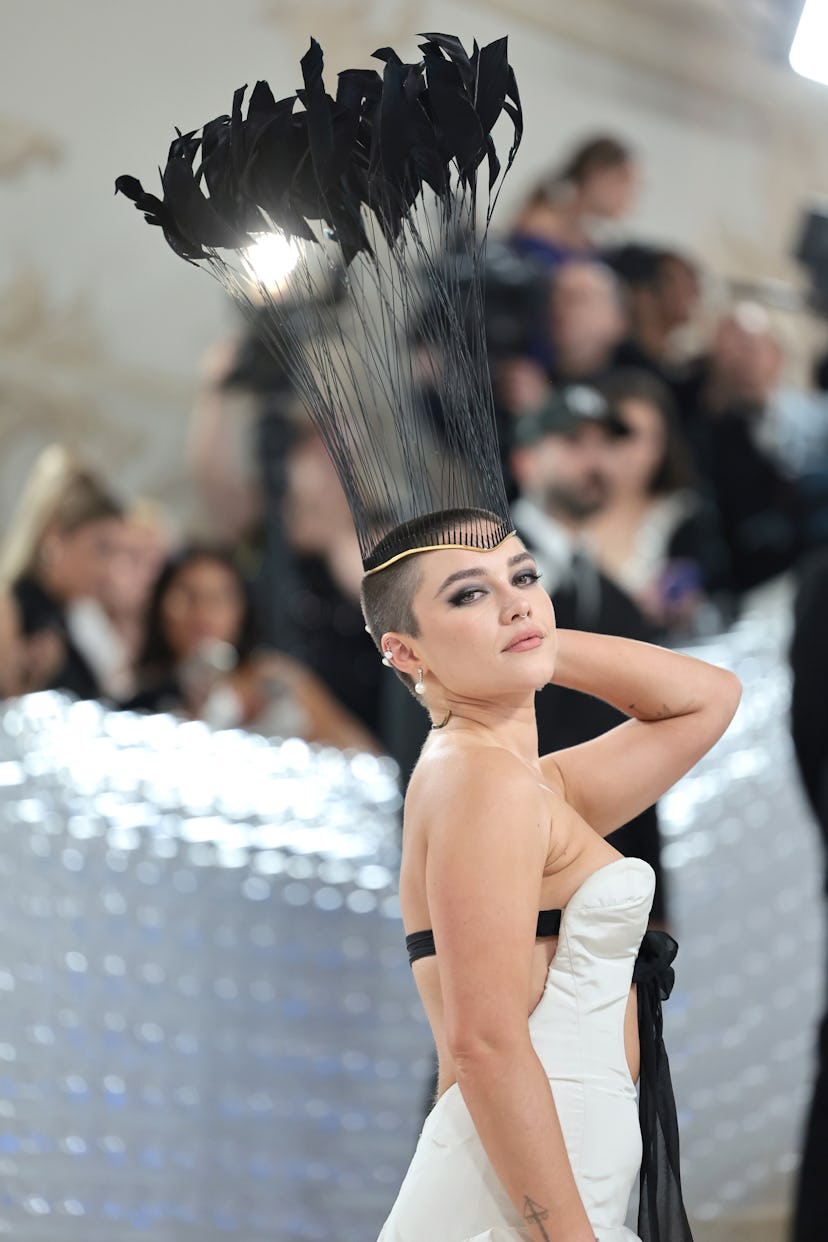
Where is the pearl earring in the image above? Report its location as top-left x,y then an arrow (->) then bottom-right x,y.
414,668 -> 426,695
382,649 -> 393,667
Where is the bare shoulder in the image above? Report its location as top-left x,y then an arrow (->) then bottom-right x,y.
407,742 -> 544,835
405,742 -> 552,989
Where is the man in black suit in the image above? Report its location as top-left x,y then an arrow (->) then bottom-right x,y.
790,550 -> 828,1241
510,384 -> 668,924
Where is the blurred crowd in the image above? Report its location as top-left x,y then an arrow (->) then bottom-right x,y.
2,131 -> 828,1235
3,134 -> 827,760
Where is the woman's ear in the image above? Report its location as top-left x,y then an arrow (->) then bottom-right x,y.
380,633 -> 420,679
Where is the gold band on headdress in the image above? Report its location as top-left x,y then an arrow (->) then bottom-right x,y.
361,529 -> 517,578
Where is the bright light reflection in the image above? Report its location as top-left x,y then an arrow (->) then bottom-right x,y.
242,233 -> 301,289
790,0 -> 828,85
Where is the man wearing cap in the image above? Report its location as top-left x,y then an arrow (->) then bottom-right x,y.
511,384 -> 630,619
510,382 -> 669,926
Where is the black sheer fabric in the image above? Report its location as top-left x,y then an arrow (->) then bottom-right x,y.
633,929 -> 694,1242
405,921 -> 693,1241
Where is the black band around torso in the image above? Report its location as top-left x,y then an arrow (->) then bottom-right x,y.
406,908 -> 563,964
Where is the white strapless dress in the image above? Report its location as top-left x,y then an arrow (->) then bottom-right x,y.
376,855 -> 656,1242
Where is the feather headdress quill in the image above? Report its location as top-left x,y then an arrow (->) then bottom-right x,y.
116,33 -> 523,573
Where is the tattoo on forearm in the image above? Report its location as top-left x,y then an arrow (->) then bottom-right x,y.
523,1196 -> 551,1240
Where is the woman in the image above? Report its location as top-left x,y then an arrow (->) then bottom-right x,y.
115,34 -> 727,1236
62,498 -> 177,702
364,517 -> 740,1241
128,545 -> 379,752
511,136 -> 639,274
0,444 -> 124,699
585,369 -> 729,635
96,499 -> 175,682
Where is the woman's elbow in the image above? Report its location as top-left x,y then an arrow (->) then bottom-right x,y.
717,669 -> 742,722
446,1018 -> 529,1069
699,668 -> 741,742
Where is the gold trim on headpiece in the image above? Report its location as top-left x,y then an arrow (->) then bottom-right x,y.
362,529 -> 518,578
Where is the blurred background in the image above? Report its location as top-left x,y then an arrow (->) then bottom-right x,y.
3,1 -> 828,1239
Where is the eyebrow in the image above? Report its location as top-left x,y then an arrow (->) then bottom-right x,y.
435,551 -> 535,598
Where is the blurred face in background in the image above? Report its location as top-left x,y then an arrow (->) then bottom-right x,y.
579,158 -> 639,220
513,422 -> 614,523
605,396 -> 666,499
283,430 -> 353,554
655,256 -> 700,330
99,517 -> 172,621
711,308 -> 783,403
159,557 -> 246,663
550,262 -> 627,378
38,517 -> 124,603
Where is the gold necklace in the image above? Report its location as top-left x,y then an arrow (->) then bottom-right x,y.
431,710 -> 452,729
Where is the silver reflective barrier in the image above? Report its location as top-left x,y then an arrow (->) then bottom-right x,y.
662,617 -> 824,1228
0,700 -> 432,1241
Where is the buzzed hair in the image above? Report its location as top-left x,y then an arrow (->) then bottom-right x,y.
359,506 -> 508,698
360,555 -> 423,696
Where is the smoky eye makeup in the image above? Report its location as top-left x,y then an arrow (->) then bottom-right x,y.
447,582 -> 485,606
446,567 -> 542,606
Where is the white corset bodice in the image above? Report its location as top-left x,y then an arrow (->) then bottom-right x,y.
529,856 -> 656,1237
378,855 -> 658,1242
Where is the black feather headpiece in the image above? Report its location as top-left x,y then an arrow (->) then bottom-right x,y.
116,33 -> 523,574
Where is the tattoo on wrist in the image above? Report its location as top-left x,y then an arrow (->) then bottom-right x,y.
522,1196 -> 551,1240
522,1196 -> 598,1240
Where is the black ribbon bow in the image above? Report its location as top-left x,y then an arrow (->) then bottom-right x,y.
633,930 -> 694,1242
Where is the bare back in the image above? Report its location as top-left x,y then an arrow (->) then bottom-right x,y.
399,735 -> 640,1102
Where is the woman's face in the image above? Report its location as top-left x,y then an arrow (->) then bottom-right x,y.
159,558 -> 246,663
608,397 -> 666,498
40,517 -> 123,602
390,535 -> 557,707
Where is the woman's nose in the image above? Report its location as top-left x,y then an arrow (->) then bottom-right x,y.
505,597 -> 530,623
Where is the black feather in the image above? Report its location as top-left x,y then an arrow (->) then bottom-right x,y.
116,33 -> 525,572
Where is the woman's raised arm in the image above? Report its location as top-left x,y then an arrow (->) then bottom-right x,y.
541,630 -> 741,837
